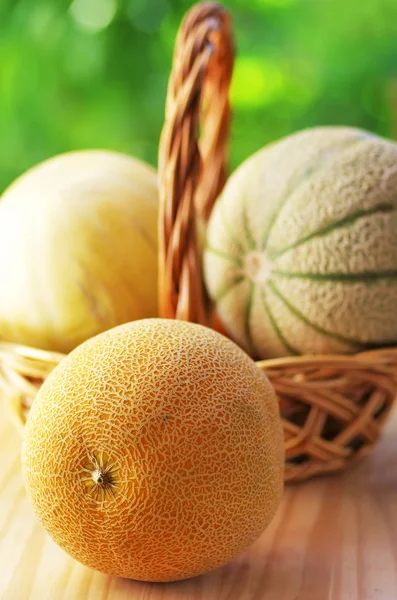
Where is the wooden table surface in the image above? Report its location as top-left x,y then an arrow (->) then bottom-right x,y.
1,402 -> 397,600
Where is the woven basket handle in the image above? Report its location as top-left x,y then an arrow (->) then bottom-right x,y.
158,2 -> 234,322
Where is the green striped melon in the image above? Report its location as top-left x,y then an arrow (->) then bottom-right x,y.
203,126 -> 397,358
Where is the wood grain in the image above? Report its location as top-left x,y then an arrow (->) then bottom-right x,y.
1,400 -> 397,600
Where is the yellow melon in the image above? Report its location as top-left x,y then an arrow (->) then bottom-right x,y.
0,150 -> 158,353
22,319 -> 284,582
204,126 -> 397,358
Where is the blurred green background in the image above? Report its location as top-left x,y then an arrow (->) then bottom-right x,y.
1,0 -> 396,193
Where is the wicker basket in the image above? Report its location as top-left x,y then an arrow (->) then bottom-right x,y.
1,2 -> 397,483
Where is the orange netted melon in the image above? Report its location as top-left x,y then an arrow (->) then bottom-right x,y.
204,126 -> 397,358
0,150 -> 158,353
22,319 -> 284,582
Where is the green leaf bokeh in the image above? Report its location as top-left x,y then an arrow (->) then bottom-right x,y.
1,0 -> 396,192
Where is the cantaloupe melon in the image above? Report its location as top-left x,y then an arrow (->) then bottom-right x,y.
204,126 -> 397,358
22,319 -> 284,582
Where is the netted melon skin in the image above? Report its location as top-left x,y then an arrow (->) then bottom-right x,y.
22,319 -> 284,582
204,126 -> 397,358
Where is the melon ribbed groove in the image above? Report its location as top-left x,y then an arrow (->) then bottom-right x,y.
267,280 -> 362,350
244,282 -> 255,355
270,202 -> 395,259
260,288 -> 300,356
219,202 -> 248,255
206,247 -> 243,266
242,197 -> 257,251
214,276 -> 245,303
271,270 -> 397,283
260,134 -> 368,250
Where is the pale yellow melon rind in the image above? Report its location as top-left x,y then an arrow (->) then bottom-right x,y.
0,151 -> 159,353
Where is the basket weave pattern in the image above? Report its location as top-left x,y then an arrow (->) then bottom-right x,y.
259,351 -> 397,481
1,2 -> 397,482
158,2 -> 233,323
